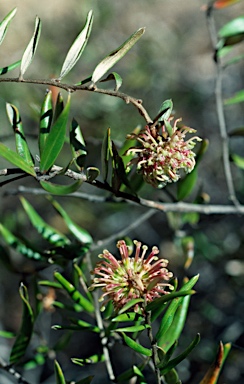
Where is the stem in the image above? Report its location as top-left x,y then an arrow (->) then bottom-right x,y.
206,5 -> 240,208
145,310 -> 162,384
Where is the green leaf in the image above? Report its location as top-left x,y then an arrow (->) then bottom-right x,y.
157,99 -> 173,123
112,141 -> 133,194
120,332 -> 152,357
70,118 -> 87,171
54,271 -> 94,312
40,94 -> 71,173
54,360 -> 66,384
0,60 -> 21,76
158,294 -> 191,352
72,354 -> 104,366
100,72 -> 123,91
69,318 -> 100,333
118,298 -> 144,314
177,167 -> 198,201
112,312 -> 144,323
39,90 -> 53,156
20,196 -> 70,246
10,284 -> 34,364
199,342 -> 231,384
117,364 -> 145,382
0,142 -> 36,176
0,223 -> 44,260
0,8 -> 17,46
59,10 -> 93,80
86,167 -> 100,182
19,16 -> 42,79
164,368 -> 181,384
92,27 -> 145,84
159,334 -> 200,374
54,93 -> 64,122
6,103 -> 34,166
40,179 -> 83,195
101,127 -> 113,182
231,153 -> 244,169
218,16 -> 244,39
229,127 -> 244,137
38,280 -> 63,289
49,197 -> 93,245
225,89 -> 244,105
133,365 -> 147,384
0,330 -> 15,338
145,288 -> 195,312
114,324 -> 150,333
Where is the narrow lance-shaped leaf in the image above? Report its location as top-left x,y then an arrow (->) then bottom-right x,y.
58,10 -> 93,80
0,143 -> 36,176
231,153 -> 244,169
92,27 -> 145,84
224,89 -> 244,105
40,179 -> 83,196
70,118 -> 87,171
114,324 -> 150,333
0,60 -> 21,76
101,127 -> 113,182
199,342 -> 231,384
0,8 -> 17,46
39,90 -> 53,156
100,72 -> 123,91
6,103 -> 34,166
19,16 -> 42,79
49,197 -> 93,245
54,360 -> 66,384
9,284 -> 34,364
120,332 -> 152,357
20,196 -> 70,246
54,92 -> 64,122
40,93 -> 71,173
0,223 -> 44,261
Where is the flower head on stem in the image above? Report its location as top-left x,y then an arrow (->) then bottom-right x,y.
89,240 -> 173,312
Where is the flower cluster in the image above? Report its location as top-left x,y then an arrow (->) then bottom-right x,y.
89,240 -> 173,312
125,118 -> 202,188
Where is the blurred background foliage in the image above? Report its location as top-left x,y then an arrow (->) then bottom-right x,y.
0,0 -> 243,383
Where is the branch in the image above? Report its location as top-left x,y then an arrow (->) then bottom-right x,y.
0,77 -> 153,124
4,185 -> 244,215
206,5 -> 240,208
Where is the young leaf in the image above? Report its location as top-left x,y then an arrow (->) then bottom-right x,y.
118,298 -> 144,314
100,72 -> 123,91
19,16 -> 42,79
0,60 -> 21,76
54,271 -> 94,312
40,94 -> 71,173
6,103 -> 34,166
54,360 -> 66,384
0,143 -> 36,176
58,10 -> 93,80
0,223 -> 44,260
70,118 -> 87,171
40,179 -> 83,195
120,332 -> 152,357
39,90 -> 53,156
218,16 -> 244,39
92,27 -> 145,84
224,89 -> 244,105
0,8 -> 17,46
49,197 -> 93,245
231,153 -> 244,169
9,284 -> 34,364
20,196 -> 70,246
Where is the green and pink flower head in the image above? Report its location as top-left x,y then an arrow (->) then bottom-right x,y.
125,114 -> 202,188
89,240 -> 174,312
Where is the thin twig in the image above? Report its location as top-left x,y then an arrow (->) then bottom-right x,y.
0,77 -> 153,124
206,5 -> 240,208
0,357 -> 30,384
4,185 -> 244,215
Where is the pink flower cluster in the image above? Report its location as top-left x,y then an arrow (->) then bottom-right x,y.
126,118 -> 202,188
89,240 -> 173,312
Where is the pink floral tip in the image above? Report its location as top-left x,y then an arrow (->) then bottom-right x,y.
89,240 -> 174,312
125,118 -> 202,188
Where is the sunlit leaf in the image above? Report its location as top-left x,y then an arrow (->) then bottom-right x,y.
114,324 -> 150,333
119,332 -> 152,357
118,298 -> 144,314
92,27 -> 145,84
19,16 -> 42,79
0,330 -> 15,338
100,72 -> 123,91
157,99 -> 173,123
0,223 -> 44,260
49,197 -> 93,245
117,364 -> 145,382
39,90 -> 53,156
54,271 -> 94,312
231,153 -> 244,169
0,60 -> 21,76
146,288 -> 196,313
112,312 -> 144,323
214,0 -> 243,9
219,17 -> 244,38
70,118 -> 87,171
59,10 -> 93,80
199,342 -> 231,384
225,89 -> 244,105
0,143 -> 36,176
54,360 -> 66,384
6,103 -> 34,166
0,8 -> 17,46
112,141 -> 133,194
133,365 -> 147,384
20,196 -> 70,246
10,284 -> 34,364
40,94 -> 71,173
72,354 -> 105,366
40,179 -> 83,195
